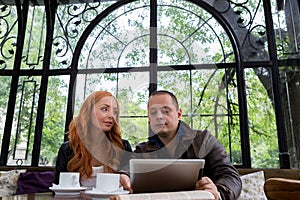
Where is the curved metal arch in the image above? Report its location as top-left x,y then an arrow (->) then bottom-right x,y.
115,33 -> 192,67
187,0 -> 250,167
83,4 -> 151,70
69,0 -> 251,167
82,3 -> 232,69
71,0 -> 135,66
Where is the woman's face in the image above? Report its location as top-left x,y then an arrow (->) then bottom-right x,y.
92,96 -> 118,132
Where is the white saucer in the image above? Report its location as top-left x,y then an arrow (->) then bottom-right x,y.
49,186 -> 87,196
84,189 -> 130,198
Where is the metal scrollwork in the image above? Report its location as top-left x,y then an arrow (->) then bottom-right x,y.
233,4 -> 252,28
65,3 -> 101,38
52,2 -> 102,69
0,5 -> 11,18
52,36 -> 71,69
0,5 -> 17,69
248,24 -> 267,50
16,159 -> 23,166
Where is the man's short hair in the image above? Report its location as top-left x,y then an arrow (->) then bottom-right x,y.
149,90 -> 179,110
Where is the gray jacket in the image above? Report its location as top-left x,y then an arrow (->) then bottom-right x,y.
134,121 -> 242,200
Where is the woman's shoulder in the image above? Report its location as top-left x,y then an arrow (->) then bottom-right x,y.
59,140 -> 71,151
56,140 -> 73,161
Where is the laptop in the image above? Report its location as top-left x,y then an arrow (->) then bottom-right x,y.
130,159 -> 205,193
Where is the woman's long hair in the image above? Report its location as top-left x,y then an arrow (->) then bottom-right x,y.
67,91 -> 124,178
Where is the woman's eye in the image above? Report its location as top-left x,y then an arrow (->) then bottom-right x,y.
101,107 -> 108,112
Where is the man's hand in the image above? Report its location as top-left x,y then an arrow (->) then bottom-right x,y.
195,176 -> 219,200
120,174 -> 132,193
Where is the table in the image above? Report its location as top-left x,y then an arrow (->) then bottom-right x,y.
0,190 -> 214,200
0,192 -> 94,200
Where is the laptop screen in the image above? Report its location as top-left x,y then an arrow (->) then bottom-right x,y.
130,159 -> 205,193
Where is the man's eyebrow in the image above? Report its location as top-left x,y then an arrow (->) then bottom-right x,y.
150,106 -> 171,109
162,106 -> 171,109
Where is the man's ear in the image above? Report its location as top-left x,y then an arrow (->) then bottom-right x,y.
147,112 -> 151,122
178,108 -> 183,119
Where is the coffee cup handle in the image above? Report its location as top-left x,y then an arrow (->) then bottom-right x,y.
72,175 -> 79,187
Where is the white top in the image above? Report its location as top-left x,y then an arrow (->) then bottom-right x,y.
80,166 -> 104,189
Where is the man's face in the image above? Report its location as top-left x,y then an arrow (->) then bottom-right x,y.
148,94 -> 182,137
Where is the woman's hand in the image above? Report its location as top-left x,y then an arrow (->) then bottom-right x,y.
120,174 -> 132,193
195,176 -> 219,200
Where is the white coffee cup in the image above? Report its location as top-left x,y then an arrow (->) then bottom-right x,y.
59,172 -> 80,188
95,173 -> 120,192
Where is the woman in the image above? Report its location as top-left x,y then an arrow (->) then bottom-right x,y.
54,91 -> 132,190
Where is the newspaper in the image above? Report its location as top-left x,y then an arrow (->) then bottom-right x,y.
110,190 -> 215,200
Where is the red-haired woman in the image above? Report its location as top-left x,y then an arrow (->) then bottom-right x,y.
54,91 -> 132,190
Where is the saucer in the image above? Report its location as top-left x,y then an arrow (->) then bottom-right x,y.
84,188 -> 130,198
49,186 -> 87,196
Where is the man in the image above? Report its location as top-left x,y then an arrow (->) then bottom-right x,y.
134,90 -> 242,200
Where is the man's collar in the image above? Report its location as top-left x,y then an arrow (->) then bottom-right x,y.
146,121 -> 197,158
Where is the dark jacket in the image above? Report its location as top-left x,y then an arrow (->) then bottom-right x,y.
134,121 -> 242,200
54,139 -> 132,184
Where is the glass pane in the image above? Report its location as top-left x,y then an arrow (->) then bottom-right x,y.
0,76 -> 11,150
273,0 -> 300,58
117,72 -> 149,116
280,67 -> 300,168
78,1 -> 150,69
120,117 -> 149,149
52,2 -> 112,69
7,76 -> 41,166
157,70 -> 191,109
228,115 -> 242,165
40,76 -> 69,166
245,68 -> 279,168
0,4 -> 18,70
21,5 -> 46,70
157,0 -> 233,65
75,71 -> 149,116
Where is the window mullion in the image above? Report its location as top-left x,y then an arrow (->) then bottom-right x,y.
149,0 -> 158,94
